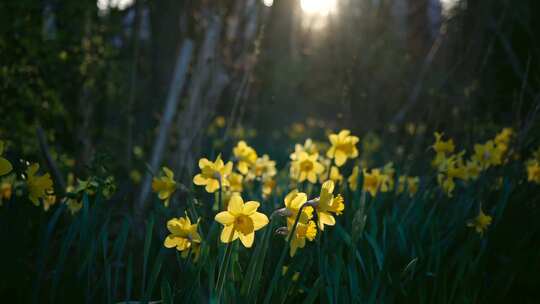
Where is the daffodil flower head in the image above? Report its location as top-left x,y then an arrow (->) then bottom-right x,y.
233,141 -> 258,175
315,180 -> 342,230
363,168 -> 382,197
467,209 -> 492,236
227,172 -> 244,193
152,166 -> 177,207
164,215 -> 202,253
287,220 -> 317,257
432,132 -> 455,155
327,129 -> 360,167
290,151 -> 324,184
193,154 -> 233,193
526,160 -> 540,184
473,140 -> 503,169
25,163 -> 54,206
0,141 -> 13,176
214,194 -> 269,248
283,189 -> 312,225
348,166 -> 359,191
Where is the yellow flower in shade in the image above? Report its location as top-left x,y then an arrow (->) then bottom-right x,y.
494,128 -> 513,149
290,151 -> 324,184
164,215 -> 202,257
398,176 -> 420,197
293,138 -> 319,155
193,155 -> 233,193
348,166 -> 359,191
362,132 -> 381,155
283,189 -> 312,225
326,130 -> 360,167
26,163 -> 54,206
228,172 -> 244,192
66,198 -> 83,215
262,178 -> 276,199
465,160 -> 482,180
315,180 -> 345,230
233,141 -> 257,175
437,174 -> 455,197
473,140 -> 503,169
215,116 -> 226,128
0,141 -> 13,176
247,154 -> 276,181
363,169 -> 383,197
467,209 -> 492,236
527,161 -> 540,184
214,194 -> 269,248
152,167 -> 177,207
380,162 -> 395,192
0,176 -> 14,206
287,220 -> 317,257
432,132 -> 455,155
43,194 -> 57,211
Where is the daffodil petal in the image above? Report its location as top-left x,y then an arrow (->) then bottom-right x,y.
238,232 -> 254,248
215,211 -> 235,225
228,194 -> 243,214
250,212 -> 269,230
220,225 -> 236,243
243,201 -> 260,215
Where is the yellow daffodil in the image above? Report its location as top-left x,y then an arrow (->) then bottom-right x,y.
362,132 -> 381,155
26,163 -> 54,206
467,209 -> 492,236
315,180 -> 344,230
348,166 -> 359,191
283,189 -> 312,225
465,160 -> 482,180
363,168 -> 383,197
293,138 -> 319,155
43,194 -> 57,211
164,215 -> 202,257
0,175 -> 14,206
527,161 -> 540,184
65,198 -> 83,215
233,141 -> 257,175
326,130 -> 360,167
193,155 -> 233,193
437,174 -> 455,197
473,140 -> 503,169
494,128 -> 513,148
290,151 -> 324,184
432,132 -> 455,155
215,116 -> 226,128
432,132 -> 455,168
380,162 -> 395,192
214,194 -> 269,248
228,172 -> 244,192
152,167 -> 177,207
247,154 -> 276,181
0,141 -> 13,176
398,176 -> 420,197
262,178 -> 276,199
288,220 -> 317,257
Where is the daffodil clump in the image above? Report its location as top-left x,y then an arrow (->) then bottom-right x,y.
431,128 -> 514,196
277,180 -> 345,257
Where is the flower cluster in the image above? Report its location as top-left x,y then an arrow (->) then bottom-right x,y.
432,129 -> 513,196
526,146 -> 540,184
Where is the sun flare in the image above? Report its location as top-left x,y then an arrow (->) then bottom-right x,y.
300,0 -> 337,15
